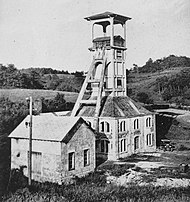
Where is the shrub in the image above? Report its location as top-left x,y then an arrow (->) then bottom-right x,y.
97,163 -> 135,177
74,171 -> 107,186
177,144 -> 190,151
7,168 -> 28,192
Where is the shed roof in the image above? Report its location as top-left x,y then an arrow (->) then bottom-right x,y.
85,12 -> 131,22
9,115 -> 90,142
76,96 -> 152,118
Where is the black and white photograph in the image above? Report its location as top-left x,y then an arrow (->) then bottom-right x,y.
0,0 -> 190,201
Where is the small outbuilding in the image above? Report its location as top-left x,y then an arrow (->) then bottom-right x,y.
9,113 -> 96,184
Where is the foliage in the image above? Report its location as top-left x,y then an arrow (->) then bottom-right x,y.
7,168 -> 28,192
0,97 -> 28,136
21,67 -> 70,75
0,97 -> 28,197
139,55 -> 190,73
0,65 -> 43,89
97,162 -> 135,177
74,171 -> 107,186
135,92 -> 153,104
0,64 -> 84,93
177,144 -> 190,151
154,68 -> 190,104
42,93 -> 73,112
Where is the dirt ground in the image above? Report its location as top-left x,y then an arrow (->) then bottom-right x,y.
106,150 -> 190,188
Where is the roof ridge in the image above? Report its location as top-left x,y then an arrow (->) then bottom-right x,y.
128,99 -> 141,114
114,100 -> 125,116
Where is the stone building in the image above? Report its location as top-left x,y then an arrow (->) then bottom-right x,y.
9,12 -> 156,183
71,12 -> 156,161
77,96 -> 156,161
9,114 -> 95,183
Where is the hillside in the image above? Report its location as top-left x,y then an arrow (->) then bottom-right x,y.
0,89 -> 79,103
128,66 -> 190,105
0,65 -> 84,92
1,55 -> 190,106
137,55 -> 190,73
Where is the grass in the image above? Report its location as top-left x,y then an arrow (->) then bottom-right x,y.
2,151 -> 190,201
2,173 -> 190,202
97,161 -> 135,177
0,88 -> 79,103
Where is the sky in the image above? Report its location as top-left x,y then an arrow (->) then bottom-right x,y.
0,0 -> 189,72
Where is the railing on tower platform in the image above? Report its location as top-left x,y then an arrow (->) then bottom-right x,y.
90,35 -> 125,52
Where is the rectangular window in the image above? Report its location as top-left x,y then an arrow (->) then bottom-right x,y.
152,133 -> 155,145
123,139 -> 126,152
84,149 -> 90,167
146,134 -> 149,146
117,63 -> 123,75
68,152 -> 75,171
134,136 -> 139,150
149,134 -> 152,145
120,139 -> 123,152
116,50 -> 123,59
117,78 -> 122,87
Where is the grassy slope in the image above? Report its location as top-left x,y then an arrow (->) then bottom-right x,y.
0,89 -> 79,103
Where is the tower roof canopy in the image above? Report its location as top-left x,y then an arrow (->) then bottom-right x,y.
84,12 -> 131,23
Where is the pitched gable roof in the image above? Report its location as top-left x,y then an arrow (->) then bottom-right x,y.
9,115 -> 91,142
77,96 -> 152,118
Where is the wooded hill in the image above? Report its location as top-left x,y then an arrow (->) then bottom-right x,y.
129,55 -> 190,105
135,55 -> 190,73
0,64 -> 84,92
1,55 -> 190,105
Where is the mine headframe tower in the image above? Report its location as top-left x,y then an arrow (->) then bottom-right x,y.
71,12 -> 131,129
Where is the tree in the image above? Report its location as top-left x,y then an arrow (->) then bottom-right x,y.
27,70 -> 43,89
135,92 -> 153,104
42,93 -> 66,112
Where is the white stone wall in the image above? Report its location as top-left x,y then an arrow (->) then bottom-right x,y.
80,114 -> 156,161
11,138 -> 62,183
60,123 -> 96,180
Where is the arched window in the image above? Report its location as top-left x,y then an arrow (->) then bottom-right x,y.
146,133 -> 154,146
134,136 -> 140,150
100,121 -> 110,133
134,119 -> 139,130
100,122 -> 104,132
120,138 -> 127,153
146,117 -> 151,128
106,122 -> 110,133
120,121 -> 126,132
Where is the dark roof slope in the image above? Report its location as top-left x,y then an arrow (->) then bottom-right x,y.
77,96 -> 152,118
